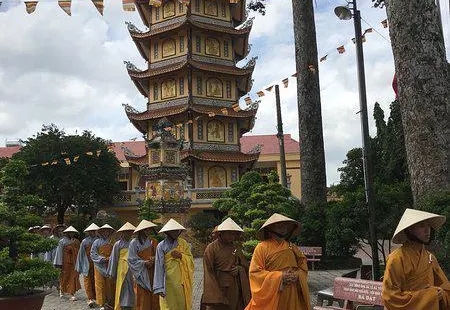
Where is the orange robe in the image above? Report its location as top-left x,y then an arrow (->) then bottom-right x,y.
134,240 -> 160,310
382,241 -> 450,309
245,239 -> 311,310
93,243 -> 115,307
84,243 -> 96,300
60,239 -> 81,295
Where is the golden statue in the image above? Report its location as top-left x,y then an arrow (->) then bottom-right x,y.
162,79 -> 176,99
205,37 -> 220,56
163,0 -> 175,18
209,167 -> 226,187
207,78 -> 223,97
207,121 -> 224,141
162,39 -> 176,57
204,0 -> 218,16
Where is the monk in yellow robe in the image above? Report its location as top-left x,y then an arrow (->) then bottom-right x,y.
153,219 -> 194,310
91,224 -> 116,310
382,208 -> 450,309
245,213 -> 311,310
53,225 -> 81,301
202,218 -> 251,310
128,219 -> 160,310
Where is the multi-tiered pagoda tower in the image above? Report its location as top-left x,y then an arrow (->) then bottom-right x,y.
123,0 -> 259,216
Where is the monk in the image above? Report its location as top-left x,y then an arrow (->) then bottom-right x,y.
91,224 -> 116,310
53,225 -> 81,301
37,225 -> 52,260
202,218 -> 251,310
382,208 -> 450,309
107,222 -> 136,310
128,219 -> 160,310
75,223 -> 99,308
153,219 -> 194,310
245,213 -> 311,310
45,224 -> 66,263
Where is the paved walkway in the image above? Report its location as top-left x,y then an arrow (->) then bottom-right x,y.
42,258 -> 348,310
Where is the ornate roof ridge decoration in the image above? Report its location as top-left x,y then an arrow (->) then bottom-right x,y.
191,104 -> 257,118
244,99 -> 259,111
124,61 -> 142,72
242,56 -> 258,70
122,103 -> 141,115
247,143 -> 262,155
236,16 -> 254,30
125,21 -> 144,34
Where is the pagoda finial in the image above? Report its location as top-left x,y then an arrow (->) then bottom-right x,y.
123,61 -> 142,72
122,103 -> 140,114
243,56 -> 258,69
125,21 -> 143,33
238,16 -> 255,30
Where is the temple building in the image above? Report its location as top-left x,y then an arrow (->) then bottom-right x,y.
121,0 -> 260,222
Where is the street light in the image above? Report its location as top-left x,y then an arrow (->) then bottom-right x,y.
334,0 -> 380,281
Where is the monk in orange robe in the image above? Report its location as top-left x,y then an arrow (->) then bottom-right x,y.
382,208 -> 450,309
53,225 -> 81,301
245,213 -> 311,310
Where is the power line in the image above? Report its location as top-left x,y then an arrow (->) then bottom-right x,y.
360,16 -> 391,44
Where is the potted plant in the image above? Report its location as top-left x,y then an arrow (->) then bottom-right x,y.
0,159 -> 59,310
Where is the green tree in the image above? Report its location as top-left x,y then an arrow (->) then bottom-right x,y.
138,198 -> 160,222
12,124 -> 121,223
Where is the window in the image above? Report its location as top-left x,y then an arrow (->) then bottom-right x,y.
154,42 -> 158,59
179,77 -> 184,95
195,0 -> 200,12
179,2 -> 184,12
153,83 -> 159,100
162,39 -> 176,58
155,7 -> 160,20
161,79 -> 177,99
179,36 -> 184,52
180,123 -> 185,139
206,77 -> 223,98
224,41 -> 229,58
196,166 -> 204,188
204,0 -> 218,16
228,122 -> 234,142
195,36 -> 201,53
163,0 -> 175,18
197,120 -> 203,140
226,81 -> 232,98
205,37 -> 220,56
231,168 -> 238,183
119,181 -> 128,191
197,76 -> 203,94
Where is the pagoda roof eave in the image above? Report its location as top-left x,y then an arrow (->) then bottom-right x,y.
181,150 -> 260,164
125,154 -> 148,165
135,0 -> 150,27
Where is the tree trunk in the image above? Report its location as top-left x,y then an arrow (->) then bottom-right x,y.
386,0 -> 449,204
57,205 -> 65,224
291,0 -> 327,206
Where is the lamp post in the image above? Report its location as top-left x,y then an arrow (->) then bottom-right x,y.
334,0 -> 380,281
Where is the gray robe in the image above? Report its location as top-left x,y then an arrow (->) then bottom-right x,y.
75,236 -> 96,276
44,235 -> 59,263
90,237 -> 110,277
128,238 -> 153,291
53,236 -> 75,267
153,238 -> 179,295
107,239 -> 135,308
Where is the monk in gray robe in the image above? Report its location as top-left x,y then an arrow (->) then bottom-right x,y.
107,222 -> 136,310
202,218 -> 251,310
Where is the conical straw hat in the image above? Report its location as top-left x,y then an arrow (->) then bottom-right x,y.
99,224 -> 115,231
392,208 -> 446,244
134,220 -> 158,234
159,219 -> 185,233
84,223 -> 100,232
117,222 -> 136,232
40,225 -> 52,231
217,217 -> 244,232
63,226 -> 79,234
258,213 -> 301,239
28,226 -> 40,232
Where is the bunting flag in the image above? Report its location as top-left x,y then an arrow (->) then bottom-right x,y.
24,1 -> 38,13
265,85 -> 274,92
86,151 -> 93,156
91,0 -> 103,15
64,158 -> 71,165
337,45 -> 346,54
308,65 -> 316,73
208,112 -> 215,117
221,107 -> 228,115
282,78 -> 289,88
41,162 -> 49,166
96,150 -> 101,157
291,73 -> 298,78
364,28 -> 373,35
58,0 -> 71,15
178,0 -> 189,4
351,36 -> 366,44
229,0 -> 239,3
51,160 -> 58,165
122,0 -> 135,11
232,103 -> 240,112
320,55 -> 328,62
149,0 -> 162,6
244,96 -> 252,105
187,119 -> 193,124
256,90 -> 265,97
381,19 -> 388,28
176,123 -> 183,128
73,155 -> 80,162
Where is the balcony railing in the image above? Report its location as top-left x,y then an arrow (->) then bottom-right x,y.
189,187 -> 230,203
112,190 -> 141,207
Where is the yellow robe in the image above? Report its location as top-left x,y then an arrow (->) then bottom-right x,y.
114,248 -> 129,310
382,241 -> 450,309
245,239 -> 311,310
60,239 -> 81,295
94,244 -> 115,307
160,238 -> 194,310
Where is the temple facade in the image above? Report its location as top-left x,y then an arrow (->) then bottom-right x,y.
121,0 -> 259,222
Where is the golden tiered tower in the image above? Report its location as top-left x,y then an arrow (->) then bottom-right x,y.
123,0 -> 259,217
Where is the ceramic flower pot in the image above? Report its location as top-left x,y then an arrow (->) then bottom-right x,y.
0,290 -> 50,310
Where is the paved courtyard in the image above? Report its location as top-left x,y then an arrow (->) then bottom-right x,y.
42,258 -> 347,310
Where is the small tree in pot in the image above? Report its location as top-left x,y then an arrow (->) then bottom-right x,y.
0,159 -> 59,310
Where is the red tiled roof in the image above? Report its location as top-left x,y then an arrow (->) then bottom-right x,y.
240,134 -> 300,155
183,150 -> 259,163
0,145 -> 21,158
109,141 -> 146,161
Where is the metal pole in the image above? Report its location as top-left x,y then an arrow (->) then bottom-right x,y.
275,84 -> 288,187
352,0 -> 380,281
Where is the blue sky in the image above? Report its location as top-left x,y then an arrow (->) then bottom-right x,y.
0,0 -> 448,184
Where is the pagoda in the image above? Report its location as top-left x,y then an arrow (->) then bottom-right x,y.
123,0 -> 260,216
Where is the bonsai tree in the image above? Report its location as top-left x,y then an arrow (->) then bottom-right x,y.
0,159 -> 59,297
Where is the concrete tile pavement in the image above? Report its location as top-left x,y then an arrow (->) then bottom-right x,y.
42,258 -> 348,310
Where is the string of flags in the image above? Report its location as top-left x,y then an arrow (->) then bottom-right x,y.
31,149 -> 106,167
241,20 -> 389,106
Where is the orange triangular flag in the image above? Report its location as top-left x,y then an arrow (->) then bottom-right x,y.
337,45 -> 346,54
256,91 -> 265,97
363,28 -> 373,34
320,55 -> 328,62
232,103 -> 240,112
86,151 -> 93,156
41,162 -> 49,166
381,19 -> 388,28
244,96 -> 252,105
51,160 -> 58,165
64,158 -> 71,165
24,1 -> 38,14
73,155 -> 80,162
58,1 -> 71,16
291,73 -> 298,78
282,78 -> 289,88
149,0 -> 162,6
207,112 -> 215,117
123,0 -> 135,11
91,0 -> 103,15
265,85 -> 274,92
96,150 -> 101,157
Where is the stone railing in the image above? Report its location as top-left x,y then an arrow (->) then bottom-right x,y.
189,187 -> 230,203
112,190 -> 142,207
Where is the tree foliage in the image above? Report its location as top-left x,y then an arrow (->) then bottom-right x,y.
12,124 -> 121,223
187,212 -> 221,245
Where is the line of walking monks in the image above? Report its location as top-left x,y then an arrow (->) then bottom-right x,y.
30,209 -> 449,310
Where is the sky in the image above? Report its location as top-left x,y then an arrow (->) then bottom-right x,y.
0,0 -> 449,185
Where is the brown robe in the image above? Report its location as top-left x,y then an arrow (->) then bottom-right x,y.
203,238 -> 251,310
60,239 -> 81,295
84,243 -> 96,300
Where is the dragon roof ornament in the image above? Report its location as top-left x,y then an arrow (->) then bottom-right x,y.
125,21 -> 143,33
123,61 -> 142,72
237,16 -> 254,30
122,103 -> 141,114
242,56 -> 257,69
